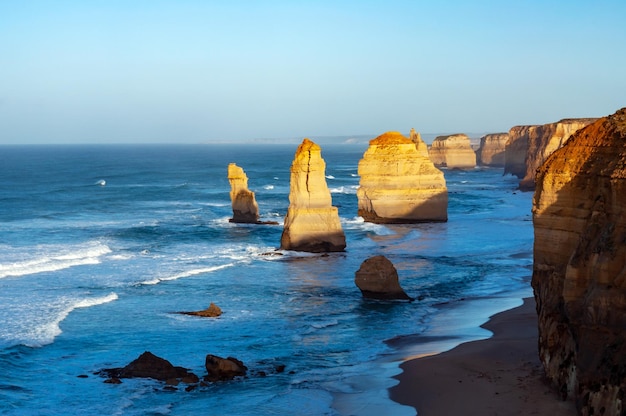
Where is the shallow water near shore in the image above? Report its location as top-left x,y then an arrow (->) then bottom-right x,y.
0,144 -> 533,415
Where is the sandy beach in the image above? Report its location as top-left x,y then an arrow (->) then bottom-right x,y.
389,298 -> 577,415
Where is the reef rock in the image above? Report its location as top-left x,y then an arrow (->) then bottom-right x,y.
204,354 -> 247,382
102,351 -> 199,383
179,302 -> 222,318
505,118 -> 597,190
357,131 -> 447,223
227,163 -> 260,223
428,134 -> 476,169
476,133 -> 508,166
532,108 -> 626,416
355,255 -> 412,300
280,139 -> 346,252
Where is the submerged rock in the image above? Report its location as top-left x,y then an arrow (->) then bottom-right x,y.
280,139 -> 346,252
227,163 -> 260,223
357,131 -> 447,223
532,108 -> 626,415
428,134 -> 476,169
204,354 -> 247,382
101,351 -> 198,383
355,255 -> 413,300
179,302 -> 222,317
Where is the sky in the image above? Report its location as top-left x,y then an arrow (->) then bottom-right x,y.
1,0 -> 625,144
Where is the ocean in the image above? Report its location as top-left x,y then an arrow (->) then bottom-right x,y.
0,143 -> 533,415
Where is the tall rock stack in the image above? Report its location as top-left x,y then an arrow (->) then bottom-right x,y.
409,128 -> 430,158
532,108 -> 626,416
357,131 -> 447,223
505,118 -> 597,190
280,139 -> 346,252
428,134 -> 476,169
476,133 -> 508,166
227,163 -> 260,223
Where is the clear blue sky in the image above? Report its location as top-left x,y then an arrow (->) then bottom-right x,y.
1,0 -> 625,144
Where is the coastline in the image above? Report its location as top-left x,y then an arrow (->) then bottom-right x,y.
389,297 -> 576,415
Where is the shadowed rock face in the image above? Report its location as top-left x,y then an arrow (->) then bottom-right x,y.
505,118 -> 597,191
280,139 -> 346,252
532,108 -> 626,416
476,133 -> 508,166
428,134 -> 476,169
357,131 -> 447,223
227,163 -> 260,223
355,255 -> 412,300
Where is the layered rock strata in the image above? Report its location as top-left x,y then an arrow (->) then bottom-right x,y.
532,108 -> 626,416
409,128 -> 430,158
357,131 -> 448,223
280,139 -> 346,252
227,163 -> 260,223
428,134 -> 476,169
505,118 -> 597,190
476,133 -> 508,166
355,255 -> 412,300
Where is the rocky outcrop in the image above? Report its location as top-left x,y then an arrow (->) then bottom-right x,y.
505,119 -> 597,190
428,134 -> 476,169
476,133 -> 508,166
409,128 -> 430,158
179,302 -> 222,318
101,351 -> 199,384
355,255 -> 412,300
532,108 -> 626,416
357,131 -> 447,223
204,354 -> 247,382
227,163 -> 260,223
280,139 -> 346,252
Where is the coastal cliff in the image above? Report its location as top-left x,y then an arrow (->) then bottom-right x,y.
476,133 -> 508,166
357,131 -> 447,223
428,134 -> 476,169
532,108 -> 626,415
505,119 -> 596,190
280,139 -> 346,252
227,163 -> 260,223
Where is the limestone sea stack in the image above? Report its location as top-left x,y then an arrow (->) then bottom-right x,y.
280,139 -> 346,252
227,163 -> 260,223
505,118 -> 597,190
428,134 -> 476,169
409,128 -> 429,158
532,108 -> 626,415
357,131 -> 447,223
476,133 -> 508,166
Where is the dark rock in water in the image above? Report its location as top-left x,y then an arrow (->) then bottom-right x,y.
101,351 -> 198,383
204,354 -> 247,382
355,255 -> 413,300
179,302 -> 222,317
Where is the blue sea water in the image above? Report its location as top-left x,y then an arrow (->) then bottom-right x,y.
0,144 -> 533,415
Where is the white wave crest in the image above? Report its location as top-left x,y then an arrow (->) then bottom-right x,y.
330,185 -> 358,194
263,184 -> 274,190
341,217 -> 395,235
0,242 -> 112,279
141,263 -> 235,285
325,175 -> 335,179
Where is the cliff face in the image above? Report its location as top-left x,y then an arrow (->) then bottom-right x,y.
409,128 -> 430,158
227,163 -> 260,223
476,133 -> 508,166
532,108 -> 626,416
357,131 -> 447,223
505,119 -> 597,190
428,134 -> 476,169
280,139 -> 346,252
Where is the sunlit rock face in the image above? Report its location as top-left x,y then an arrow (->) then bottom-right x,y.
506,119 -> 597,190
354,255 -> 412,300
476,133 -> 508,166
357,131 -> 447,223
532,108 -> 626,416
428,134 -> 476,169
227,163 -> 260,223
409,128 -> 430,158
280,139 -> 346,252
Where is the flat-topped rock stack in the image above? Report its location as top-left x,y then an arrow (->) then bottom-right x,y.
476,133 -> 508,166
532,108 -> 626,416
428,134 -> 476,169
357,131 -> 448,223
280,139 -> 346,252
227,163 -> 260,223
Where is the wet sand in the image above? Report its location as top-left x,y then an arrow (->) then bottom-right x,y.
389,298 -> 576,415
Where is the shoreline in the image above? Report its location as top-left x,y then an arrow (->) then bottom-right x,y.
389,297 -> 576,415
